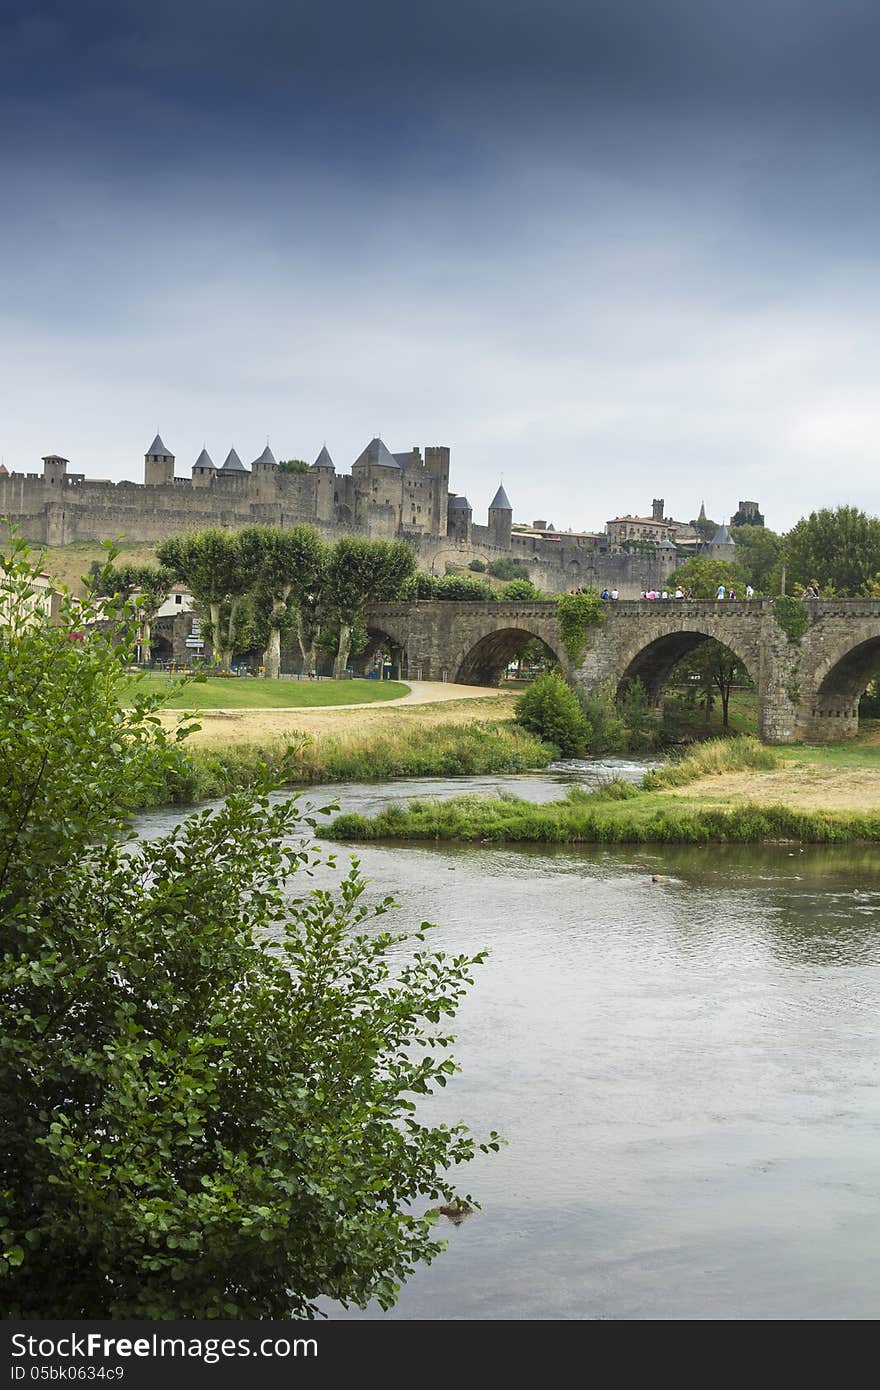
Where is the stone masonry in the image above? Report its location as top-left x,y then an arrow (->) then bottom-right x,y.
365,597 -> 880,743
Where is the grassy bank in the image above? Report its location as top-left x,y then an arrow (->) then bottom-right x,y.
142,718 -> 556,806
324,737 -> 880,846
127,673 -> 408,708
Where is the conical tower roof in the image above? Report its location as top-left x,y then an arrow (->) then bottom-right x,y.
252,443 -> 277,467
489,483 -> 512,511
193,447 -> 215,470
448,495 -> 471,511
352,437 -> 401,470
220,447 -> 248,473
710,523 -> 733,545
146,433 -> 173,458
698,500 -> 707,521
311,445 -> 335,469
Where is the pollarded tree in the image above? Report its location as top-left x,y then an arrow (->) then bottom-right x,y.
237,526 -> 324,679
92,561 -> 174,662
783,506 -> 880,596
157,529 -> 249,670
0,537 -> 497,1318
324,538 -> 416,677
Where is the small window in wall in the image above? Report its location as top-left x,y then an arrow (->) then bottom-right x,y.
175,594 -> 183,605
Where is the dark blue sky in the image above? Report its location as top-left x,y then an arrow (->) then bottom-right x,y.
3,1 -> 880,529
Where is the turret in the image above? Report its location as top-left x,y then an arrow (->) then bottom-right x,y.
144,434 -> 174,486
488,483 -> 513,549
425,445 -> 450,537
310,445 -> 336,523
42,454 -> 69,488
447,494 -> 472,543
191,446 -> 216,488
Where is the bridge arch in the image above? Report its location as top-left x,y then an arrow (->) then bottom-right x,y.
802,633 -> 880,740
455,626 -> 564,685
616,627 -> 758,703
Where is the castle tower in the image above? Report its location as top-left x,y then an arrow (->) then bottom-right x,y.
425,446 -> 450,537
447,494 -> 472,543
704,523 -> 737,562
352,437 -> 402,535
652,497 -> 665,522
250,443 -> 278,501
488,482 -> 513,550
191,446 -> 216,488
310,445 -> 336,524
42,454 -> 69,489
144,434 -> 174,486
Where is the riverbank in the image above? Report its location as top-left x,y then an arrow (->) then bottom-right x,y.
147,696 -> 554,804
325,734 -> 880,845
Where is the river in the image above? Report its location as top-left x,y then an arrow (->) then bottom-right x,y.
136,762 -> 880,1320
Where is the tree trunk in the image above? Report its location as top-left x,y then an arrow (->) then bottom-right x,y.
721,685 -> 730,727
263,626 -> 282,680
334,622 -> 352,680
209,602 -> 231,671
140,617 -> 152,664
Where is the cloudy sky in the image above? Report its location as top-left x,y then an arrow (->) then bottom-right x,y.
2,0 -> 880,531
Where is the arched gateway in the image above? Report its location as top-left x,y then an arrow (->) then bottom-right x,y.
365,597 -> 880,743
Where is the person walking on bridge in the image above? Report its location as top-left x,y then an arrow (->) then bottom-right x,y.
716,583 -> 726,600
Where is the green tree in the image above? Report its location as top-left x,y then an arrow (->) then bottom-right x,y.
730,525 -> 783,592
486,557 -> 531,581
157,530 -> 250,670
237,526 -> 324,679
784,506 -> 880,596
277,459 -> 310,475
0,538 -> 496,1317
502,578 -> 543,600
515,671 -> 591,756
672,639 -> 748,728
668,555 -> 748,599
93,561 -> 174,662
324,538 -> 416,677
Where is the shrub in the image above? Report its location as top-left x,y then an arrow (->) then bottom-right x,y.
503,578 -> 542,600
487,557 -> 531,581
468,559 -> 487,573
773,594 -> 809,644
515,671 -> 591,757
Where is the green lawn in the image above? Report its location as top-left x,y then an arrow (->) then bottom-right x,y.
124,673 -> 409,709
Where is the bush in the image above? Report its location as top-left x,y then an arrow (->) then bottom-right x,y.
468,559 -> 487,573
515,671 -> 591,757
487,557 -> 531,581
503,578 -> 542,600
0,539 -> 496,1317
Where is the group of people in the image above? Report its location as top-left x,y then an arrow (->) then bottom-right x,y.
599,588 -> 620,600
599,583 -> 761,601
713,583 -> 755,600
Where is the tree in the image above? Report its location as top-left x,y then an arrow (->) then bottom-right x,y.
324,538 -> 415,678
157,530 -> 249,670
93,561 -> 174,662
668,555 -> 748,598
237,526 -> 324,679
277,459 -> 310,475
503,578 -> 543,600
783,506 -> 880,596
515,671 -> 591,756
672,639 -> 748,728
0,538 -> 496,1317
730,525 -> 783,593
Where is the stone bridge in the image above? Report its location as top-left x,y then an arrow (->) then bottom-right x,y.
365,597 -> 880,742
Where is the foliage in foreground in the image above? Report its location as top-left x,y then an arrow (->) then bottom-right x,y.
0,539 -> 497,1317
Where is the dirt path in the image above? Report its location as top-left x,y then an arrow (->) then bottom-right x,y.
159,686 -> 514,745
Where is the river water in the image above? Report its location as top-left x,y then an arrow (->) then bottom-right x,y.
136,762 -> 880,1320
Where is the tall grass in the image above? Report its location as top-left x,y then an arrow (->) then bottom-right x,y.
137,720 -> 556,807
326,784 -> 880,846
641,737 -> 779,789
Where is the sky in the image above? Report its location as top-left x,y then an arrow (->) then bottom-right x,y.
3,0 -> 880,532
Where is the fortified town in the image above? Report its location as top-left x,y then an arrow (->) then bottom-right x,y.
0,434 -> 757,596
